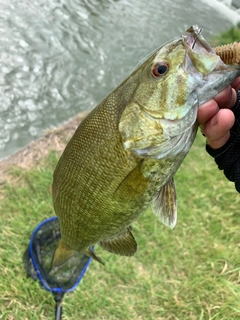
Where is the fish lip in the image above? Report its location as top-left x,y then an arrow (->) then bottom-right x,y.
182,25 -> 215,55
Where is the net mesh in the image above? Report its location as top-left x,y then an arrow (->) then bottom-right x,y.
23,216 -> 91,292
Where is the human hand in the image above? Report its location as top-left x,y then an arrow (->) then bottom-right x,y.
197,77 -> 240,149
197,77 -> 240,192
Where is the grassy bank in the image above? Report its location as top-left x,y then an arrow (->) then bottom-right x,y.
212,23 -> 240,45
1,130 -> 240,320
1,26 -> 240,320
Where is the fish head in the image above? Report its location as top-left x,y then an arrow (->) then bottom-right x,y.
119,25 -> 240,159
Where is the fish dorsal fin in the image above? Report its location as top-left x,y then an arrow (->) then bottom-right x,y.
51,239 -> 76,268
99,227 -> 137,256
152,178 -> 177,229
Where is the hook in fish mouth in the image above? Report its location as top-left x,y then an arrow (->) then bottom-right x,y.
183,25 -> 215,55
191,28 -> 202,50
188,25 -> 203,49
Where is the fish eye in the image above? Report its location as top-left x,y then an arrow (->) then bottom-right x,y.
151,62 -> 169,77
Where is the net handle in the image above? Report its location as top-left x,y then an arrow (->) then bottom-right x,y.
55,302 -> 62,320
54,291 -> 64,320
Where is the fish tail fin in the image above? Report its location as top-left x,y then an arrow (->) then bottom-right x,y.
85,248 -> 105,266
51,239 -> 76,268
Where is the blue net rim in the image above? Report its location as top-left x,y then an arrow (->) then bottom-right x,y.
29,216 -> 92,293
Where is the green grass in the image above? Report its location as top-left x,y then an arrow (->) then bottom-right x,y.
1,133 -> 240,320
211,22 -> 240,46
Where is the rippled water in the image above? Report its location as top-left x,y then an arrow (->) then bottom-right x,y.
0,0 -> 234,159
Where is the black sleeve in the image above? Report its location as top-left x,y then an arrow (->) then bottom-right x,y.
206,90 -> 240,192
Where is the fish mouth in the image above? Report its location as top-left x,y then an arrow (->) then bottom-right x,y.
183,25 -> 215,55
182,25 -> 222,76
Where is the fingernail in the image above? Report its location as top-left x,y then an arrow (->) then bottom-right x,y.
211,115 -> 218,126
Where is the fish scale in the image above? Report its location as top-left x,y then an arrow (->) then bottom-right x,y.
51,26 -> 240,267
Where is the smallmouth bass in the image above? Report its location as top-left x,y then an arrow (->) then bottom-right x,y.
52,26 -> 240,267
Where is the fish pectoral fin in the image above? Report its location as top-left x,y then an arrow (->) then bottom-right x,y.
99,227 -> 137,256
152,178 -> 177,229
51,239 -> 76,268
114,160 -> 148,201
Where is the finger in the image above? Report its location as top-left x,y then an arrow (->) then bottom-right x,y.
231,77 -> 240,89
197,99 -> 219,126
197,86 -> 236,126
213,86 -> 236,109
207,131 -> 231,150
204,109 -> 235,149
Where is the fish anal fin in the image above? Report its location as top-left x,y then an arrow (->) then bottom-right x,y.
99,227 -> 137,256
51,239 -> 76,268
152,178 -> 177,229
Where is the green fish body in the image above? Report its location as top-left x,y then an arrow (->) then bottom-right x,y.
52,26 -> 240,266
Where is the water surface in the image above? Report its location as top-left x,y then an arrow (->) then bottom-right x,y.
0,0 -> 235,159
